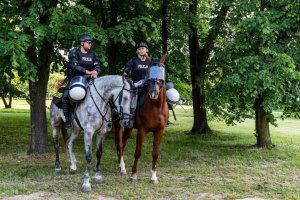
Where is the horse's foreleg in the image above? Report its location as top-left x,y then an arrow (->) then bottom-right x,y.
94,132 -> 105,184
52,127 -> 61,173
122,128 -> 133,151
151,130 -> 164,184
82,131 -> 93,192
117,126 -> 133,176
67,129 -> 79,174
113,120 -> 125,175
130,129 -> 146,182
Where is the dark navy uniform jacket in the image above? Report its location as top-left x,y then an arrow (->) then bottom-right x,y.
124,57 -> 148,82
68,48 -> 101,80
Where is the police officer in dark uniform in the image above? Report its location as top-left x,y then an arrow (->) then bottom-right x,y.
62,35 -> 102,128
123,41 -> 149,82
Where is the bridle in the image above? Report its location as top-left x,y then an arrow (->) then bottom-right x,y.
146,63 -> 165,98
109,77 -> 137,121
89,77 -> 136,124
147,79 -> 164,93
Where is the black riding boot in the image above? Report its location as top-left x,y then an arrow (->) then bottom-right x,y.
62,93 -> 72,128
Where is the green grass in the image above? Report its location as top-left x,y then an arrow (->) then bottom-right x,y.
0,105 -> 300,200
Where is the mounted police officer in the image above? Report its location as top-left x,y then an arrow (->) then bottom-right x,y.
62,35 -> 102,128
123,41 -> 149,82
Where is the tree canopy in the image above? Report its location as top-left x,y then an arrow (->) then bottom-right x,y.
0,0 -> 299,152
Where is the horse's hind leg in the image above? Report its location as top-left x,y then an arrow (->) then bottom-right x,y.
94,130 -> 105,184
151,130 -> 164,184
61,126 -> 68,154
130,129 -> 146,182
67,128 -> 80,174
52,126 -> 61,173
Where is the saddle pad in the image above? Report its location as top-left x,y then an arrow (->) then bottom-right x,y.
52,96 -> 62,108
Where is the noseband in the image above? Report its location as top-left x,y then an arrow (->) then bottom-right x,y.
89,78 -> 135,124
110,78 -> 136,121
147,79 -> 164,97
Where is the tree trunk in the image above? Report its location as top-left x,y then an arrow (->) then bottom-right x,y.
188,0 -> 212,134
162,0 -> 169,54
27,42 -> 52,154
188,1 -> 230,134
1,95 -> 11,108
107,0 -> 118,75
8,94 -> 12,108
28,77 -> 50,154
108,40 -> 118,74
1,96 -> 7,108
255,97 -> 272,147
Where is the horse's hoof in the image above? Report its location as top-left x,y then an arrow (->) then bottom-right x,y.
69,168 -> 76,174
94,175 -> 103,184
129,176 -> 138,183
55,167 -> 61,174
82,184 -> 92,192
151,179 -> 159,184
120,170 -> 127,176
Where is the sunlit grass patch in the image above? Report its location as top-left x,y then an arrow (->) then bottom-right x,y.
0,105 -> 299,199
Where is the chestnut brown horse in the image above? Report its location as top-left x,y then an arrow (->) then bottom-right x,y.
113,55 -> 169,183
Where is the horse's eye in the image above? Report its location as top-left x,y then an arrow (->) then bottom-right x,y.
123,97 -> 128,103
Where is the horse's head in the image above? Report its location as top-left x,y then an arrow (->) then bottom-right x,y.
113,77 -> 143,128
146,55 -> 166,100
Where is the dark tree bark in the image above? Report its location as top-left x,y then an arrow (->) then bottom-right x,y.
162,0 -> 169,54
8,95 -> 12,108
255,97 -> 272,147
108,0 -> 118,74
188,0 -> 230,134
22,0 -> 58,154
108,41 -> 118,74
1,95 -> 11,108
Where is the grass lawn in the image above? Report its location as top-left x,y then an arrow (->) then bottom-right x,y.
0,101 -> 299,200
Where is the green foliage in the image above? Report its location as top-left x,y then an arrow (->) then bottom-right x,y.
47,73 -> 65,98
208,1 -> 300,124
0,55 -> 26,101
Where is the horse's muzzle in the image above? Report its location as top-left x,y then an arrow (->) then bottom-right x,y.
149,91 -> 159,100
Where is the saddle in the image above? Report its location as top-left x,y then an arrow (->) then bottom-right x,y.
51,86 -> 65,108
52,96 -> 63,108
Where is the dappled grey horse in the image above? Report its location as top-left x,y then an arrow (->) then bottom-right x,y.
50,75 -> 141,192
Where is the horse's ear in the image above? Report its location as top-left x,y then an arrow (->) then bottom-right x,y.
145,54 -> 152,66
160,54 -> 166,65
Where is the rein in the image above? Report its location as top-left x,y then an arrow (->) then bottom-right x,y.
90,80 -> 117,123
89,78 -> 135,126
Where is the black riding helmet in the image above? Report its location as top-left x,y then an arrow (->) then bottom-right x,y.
136,41 -> 148,49
79,35 -> 93,43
